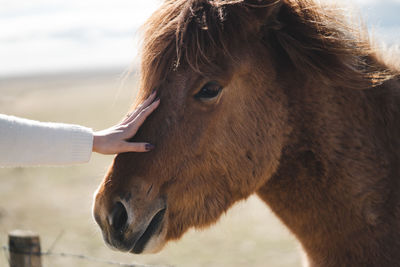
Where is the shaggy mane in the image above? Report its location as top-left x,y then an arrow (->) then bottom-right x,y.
138,0 -> 398,96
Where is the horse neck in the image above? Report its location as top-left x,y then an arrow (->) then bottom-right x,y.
257,77 -> 400,267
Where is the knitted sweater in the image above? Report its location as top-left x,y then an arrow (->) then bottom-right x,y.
0,114 -> 93,167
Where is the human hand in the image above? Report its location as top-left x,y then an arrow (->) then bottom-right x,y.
93,91 -> 160,154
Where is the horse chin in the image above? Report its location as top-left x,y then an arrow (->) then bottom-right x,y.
128,208 -> 168,254
132,231 -> 167,254
130,222 -> 168,254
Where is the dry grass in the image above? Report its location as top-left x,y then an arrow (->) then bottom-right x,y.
0,70 -> 301,267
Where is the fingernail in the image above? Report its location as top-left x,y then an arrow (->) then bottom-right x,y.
155,97 -> 160,102
151,88 -> 158,95
145,144 -> 155,151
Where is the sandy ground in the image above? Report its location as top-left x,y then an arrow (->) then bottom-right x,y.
0,70 -> 301,267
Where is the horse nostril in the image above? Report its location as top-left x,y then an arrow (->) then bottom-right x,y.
110,202 -> 128,233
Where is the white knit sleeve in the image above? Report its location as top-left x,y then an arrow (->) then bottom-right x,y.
0,114 -> 94,167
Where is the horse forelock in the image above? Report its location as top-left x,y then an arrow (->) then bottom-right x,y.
138,0 -> 274,99
138,0 -> 398,102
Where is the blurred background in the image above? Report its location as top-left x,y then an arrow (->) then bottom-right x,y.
0,0 -> 399,266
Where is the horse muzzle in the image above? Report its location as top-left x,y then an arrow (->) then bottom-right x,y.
93,194 -> 168,254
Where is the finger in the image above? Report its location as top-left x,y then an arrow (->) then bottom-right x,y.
122,91 -> 158,125
121,112 -> 135,125
125,98 -> 160,136
119,142 -> 155,153
135,91 -> 158,115
121,91 -> 157,124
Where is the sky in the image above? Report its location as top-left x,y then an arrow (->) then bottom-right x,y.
0,0 -> 399,77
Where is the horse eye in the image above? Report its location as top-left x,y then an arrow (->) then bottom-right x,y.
194,81 -> 223,100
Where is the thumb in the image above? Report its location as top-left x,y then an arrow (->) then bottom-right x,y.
118,142 -> 155,153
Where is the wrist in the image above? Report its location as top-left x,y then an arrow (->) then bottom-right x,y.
92,133 -> 103,153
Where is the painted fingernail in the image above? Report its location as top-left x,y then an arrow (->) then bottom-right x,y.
151,88 -> 158,95
145,144 -> 155,151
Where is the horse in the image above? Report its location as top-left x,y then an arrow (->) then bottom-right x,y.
93,0 -> 400,266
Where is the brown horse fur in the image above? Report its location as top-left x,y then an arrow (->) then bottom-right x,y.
93,0 -> 400,266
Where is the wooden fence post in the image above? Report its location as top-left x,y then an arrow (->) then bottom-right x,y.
8,230 -> 42,267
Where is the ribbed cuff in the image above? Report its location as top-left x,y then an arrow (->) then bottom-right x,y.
68,126 -> 94,164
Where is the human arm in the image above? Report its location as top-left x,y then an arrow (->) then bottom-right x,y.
0,114 -> 94,167
0,93 -> 159,167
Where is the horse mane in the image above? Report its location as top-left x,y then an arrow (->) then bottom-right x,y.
138,0 -> 398,95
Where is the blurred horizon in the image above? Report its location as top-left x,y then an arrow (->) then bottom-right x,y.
0,0 -> 161,77
0,0 -> 399,78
